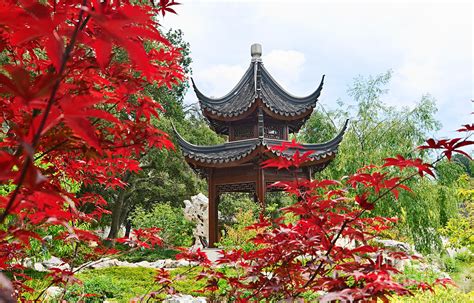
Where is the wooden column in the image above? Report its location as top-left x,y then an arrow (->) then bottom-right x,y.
208,169 -> 219,248
256,166 -> 266,214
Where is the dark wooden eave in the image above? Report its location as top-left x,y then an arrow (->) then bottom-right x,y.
173,120 -> 348,170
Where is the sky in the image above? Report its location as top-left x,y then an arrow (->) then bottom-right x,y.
161,0 -> 473,138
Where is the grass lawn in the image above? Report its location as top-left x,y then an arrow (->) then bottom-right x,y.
22,265 -> 474,302
25,266 -> 207,302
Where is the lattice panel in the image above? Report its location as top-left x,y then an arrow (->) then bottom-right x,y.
217,182 -> 256,193
264,124 -> 283,139
233,125 -> 255,140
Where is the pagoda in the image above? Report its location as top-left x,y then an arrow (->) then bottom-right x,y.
175,44 -> 347,247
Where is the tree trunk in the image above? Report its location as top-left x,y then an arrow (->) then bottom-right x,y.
107,172 -> 132,240
124,220 -> 132,238
107,190 -> 126,239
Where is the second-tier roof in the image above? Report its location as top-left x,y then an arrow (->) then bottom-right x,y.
174,120 -> 348,170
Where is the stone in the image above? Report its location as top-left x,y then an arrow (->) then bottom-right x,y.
151,260 -> 166,268
184,193 -> 210,249
87,258 -> 120,269
375,239 -> 412,252
176,260 -> 192,267
43,256 -> 70,271
201,248 -> 221,263
33,262 -> 46,272
164,294 -> 207,303
22,257 -> 33,268
136,261 -> 152,267
45,286 -> 63,299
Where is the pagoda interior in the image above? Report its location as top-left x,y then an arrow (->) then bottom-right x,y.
175,44 -> 347,247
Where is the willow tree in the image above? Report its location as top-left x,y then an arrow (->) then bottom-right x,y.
299,71 -> 462,253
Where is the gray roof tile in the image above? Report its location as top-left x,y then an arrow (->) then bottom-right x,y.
174,120 -> 348,166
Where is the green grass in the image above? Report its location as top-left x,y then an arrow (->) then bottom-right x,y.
115,246 -> 179,263
71,267 -> 157,302
392,286 -> 474,303
20,262 -> 474,302
393,259 -> 474,303
24,266 -> 208,302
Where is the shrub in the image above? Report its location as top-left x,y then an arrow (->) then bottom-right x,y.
130,204 -> 194,247
391,286 -> 474,303
216,209 -> 264,252
218,193 -> 259,224
116,246 -> 179,262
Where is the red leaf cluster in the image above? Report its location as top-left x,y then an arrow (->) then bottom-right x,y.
0,0 -> 181,298
419,138 -> 473,160
176,136 -> 471,301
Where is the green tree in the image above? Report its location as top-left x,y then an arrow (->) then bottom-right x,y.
299,71 -> 463,253
89,29 -> 224,239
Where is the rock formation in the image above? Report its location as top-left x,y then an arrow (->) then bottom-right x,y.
183,193 -> 210,248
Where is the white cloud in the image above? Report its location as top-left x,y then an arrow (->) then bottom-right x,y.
262,50 -> 306,91
162,0 -> 472,137
194,64 -> 246,97
189,49 -> 306,99
388,61 -> 442,108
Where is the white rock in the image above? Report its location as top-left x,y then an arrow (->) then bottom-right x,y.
91,258 -> 120,269
43,256 -> 70,270
22,258 -> 33,268
184,193 -> 210,249
45,286 -> 63,299
375,239 -> 412,252
33,262 -> 46,272
136,261 -> 151,267
176,260 -> 192,267
151,260 -> 166,268
164,294 -> 207,303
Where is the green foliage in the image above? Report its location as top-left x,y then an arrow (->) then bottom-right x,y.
442,255 -> 461,273
394,262 -> 474,301
0,183 -> 15,196
130,203 -> 194,247
66,267 -> 157,302
217,209 -> 264,252
298,70 -> 465,253
392,286 -> 474,303
441,215 -> 474,253
24,224 -> 94,266
168,266 -> 209,297
116,247 -> 179,262
440,175 -> 474,253
397,263 -> 442,285
62,267 -> 207,302
299,109 -> 337,143
218,193 -> 259,224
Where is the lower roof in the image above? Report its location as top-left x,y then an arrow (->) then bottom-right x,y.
174,120 -> 348,168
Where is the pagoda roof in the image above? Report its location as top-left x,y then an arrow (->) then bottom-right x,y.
174,120 -> 348,168
192,49 -> 324,134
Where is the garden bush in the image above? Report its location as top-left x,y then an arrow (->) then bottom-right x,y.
130,204 -> 194,247
217,209 -> 262,252
392,286 -> 474,303
116,246 -> 179,262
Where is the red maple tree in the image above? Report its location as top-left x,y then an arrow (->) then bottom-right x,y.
0,0 -> 182,300
175,132 -> 472,302
0,0 -> 472,302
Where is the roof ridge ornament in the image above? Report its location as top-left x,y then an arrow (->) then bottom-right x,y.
251,43 -> 262,62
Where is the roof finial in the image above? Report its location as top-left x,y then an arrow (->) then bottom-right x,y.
251,43 -> 262,61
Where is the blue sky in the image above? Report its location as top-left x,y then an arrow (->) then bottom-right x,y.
162,0 -> 472,138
